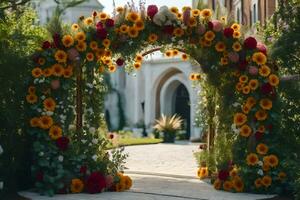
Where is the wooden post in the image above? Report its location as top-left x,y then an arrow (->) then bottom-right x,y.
76,62 -> 83,133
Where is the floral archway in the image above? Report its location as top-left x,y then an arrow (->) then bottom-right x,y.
26,3 -> 284,196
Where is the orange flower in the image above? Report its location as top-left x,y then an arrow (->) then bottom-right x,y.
84,17 -> 93,25
215,42 -> 226,52
230,168 -> 238,177
39,116 -> 53,129
181,53 -> 188,61
223,181 -> 233,191
262,175 -> 272,187
71,23 -> 79,31
43,97 -> 56,111
256,143 -> 269,155
268,74 -> 279,86
232,176 -> 244,192
98,66 -> 105,73
134,62 -> 141,70
248,79 -> 259,90
76,41 -> 87,52
70,179 -> 84,193
220,57 -> 228,65
28,86 -> 36,94
120,25 -> 129,33
252,52 -> 267,65
263,163 -> 270,171
38,58 -> 45,65
258,125 -> 265,133
52,64 -> 64,77
89,41 -> 98,50
98,12 -> 108,21
165,50 -> 172,57
62,35 -> 74,47
246,96 -> 257,107
198,167 -> 209,179
127,12 -> 140,22
278,172 -> 287,181
242,85 -> 250,94
255,109 -> 268,121
233,31 -> 241,38
173,28 -> 184,37
170,7 -> 179,14
192,9 -> 201,17
236,82 -> 243,91
75,32 -> 86,41
259,65 -> 271,77
201,9 -> 212,19
240,124 -> 252,137
134,19 -> 144,31
232,42 -> 242,52
239,75 -> 248,83
267,154 -> 279,167
234,113 -> 247,126
172,49 -> 179,56
49,125 -> 62,140
123,176 -> 132,190
26,94 -> 38,104
86,52 -> 94,61
135,54 -> 143,63
255,178 -> 262,188
188,17 -> 197,27
259,98 -> 272,110
246,153 -> 259,166
32,67 -> 42,78
213,179 -> 222,190
116,7 -> 124,13
43,68 -> 53,77
63,65 -> 73,78
242,104 -> 250,114
204,31 -> 215,41
108,65 -> 117,73
55,50 -> 67,63
231,23 -> 240,31
128,26 -> 139,38
30,117 -> 40,127
148,33 -> 158,43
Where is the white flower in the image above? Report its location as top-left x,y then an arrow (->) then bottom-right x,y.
68,124 -> 76,131
258,161 -> 263,166
58,155 -> 64,162
46,111 -> 53,116
41,95 -> 46,100
81,139 -> 87,144
37,108 -> 42,113
153,13 -> 166,26
233,102 -> 240,107
39,152 -> 44,156
0,145 -> 3,155
0,182 -> 3,190
92,138 -> 98,144
60,115 -> 66,120
92,155 -> 97,161
34,79 -> 39,84
38,79 -> 44,83
257,169 -> 264,176
89,127 -> 96,134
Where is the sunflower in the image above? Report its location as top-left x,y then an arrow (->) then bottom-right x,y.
32,67 -> 42,78
70,179 -> 84,193
188,17 -> 197,27
43,68 -> 53,77
231,23 -> 240,31
170,7 -> 179,14
236,82 -> 243,91
62,35 -> 74,47
234,113 -> 247,126
233,31 -> 241,39
204,31 -> 215,41
252,52 -> 267,65
63,66 -> 73,78
259,65 -> 271,77
120,25 -> 129,33
103,57 -> 112,65
259,98 -> 272,110
75,32 -> 86,41
198,167 -> 209,179
172,49 -> 179,56
71,23 -> 79,31
192,9 -> 201,17
232,177 -> 244,192
255,109 -> 268,121
240,124 -> 252,137
128,26 -> 139,38
148,33 -> 158,43
249,79 -> 259,90
215,42 -> 226,52
39,115 -> 53,129
104,50 -> 112,57
204,40 -> 212,47
98,66 -> 105,73
134,19 -> 144,31
262,175 -> 272,187
38,58 -> 46,65
165,50 -> 172,57
134,62 -> 141,70
127,12 -> 140,22
173,28 -> 184,37
123,176 -> 132,190
76,41 -> 87,52
230,168 -> 238,177
201,9 -> 212,19
30,117 -> 40,127
98,12 -> 108,21
181,53 -> 189,61
55,50 -> 67,63
115,183 -> 125,192
256,143 -> 269,155
232,42 -> 242,52
258,125 -> 265,133
49,125 -> 62,140
239,75 -> 248,83
242,104 -> 250,114
177,13 -> 183,19
263,163 -> 270,171
246,153 -> 259,166
101,39 -> 110,48
220,57 -> 228,65
268,74 -> 279,86
52,64 -> 64,77
84,17 -> 93,25
223,181 -> 233,191
242,85 -> 251,94
116,6 -> 124,13
43,97 -> 56,111
182,6 -> 191,12
278,172 -> 287,181
86,52 -> 94,61
255,178 -> 262,188
89,41 -> 98,50
28,86 -> 36,94
213,179 -> 222,190
107,65 -> 116,73
267,154 -> 279,167
26,94 -> 38,104
135,54 -> 143,63
220,16 -> 227,23
246,96 -> 257,107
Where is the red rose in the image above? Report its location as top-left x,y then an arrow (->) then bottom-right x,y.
257,42 -> 267,55
238,60 -> 248,71
255,131 -> 263,141
116,58 -> 124,66
163,25 -> 174,35
223,27 -> 234,38
96,22 -> 103,30
36,171 -> 44,182
80,165 -> 87,174
105,19 -> 114,28
147,5 -> 158,19
96,28 -> 107,40
218,170 -> 229,181
56,136 -> 69,151
86,172 -> 107,194
52,33 -> 61,48
42,41 -> 51,49
244,37 -> 257,49
260,83 -> 273,95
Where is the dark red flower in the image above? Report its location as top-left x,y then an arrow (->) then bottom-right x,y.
36,171 -> 44,182
244,37 -> 257,49
238,60 -> 248,71
218,170 -> 229,181
96,28 -> 107,40
105,19 -> 114,28
52,33 -> 61,48
257,42 -> 267,55
109,133 -> 114,139
267,124 -> 273,131
163,25 -> 174,35
96,22 -> 103,30
57,186 -> 67,194
56,136 -> 69,151
80,165 -> 88,174
42,41 -> 51,49
93,11 -> 97,17
147,5 -> 158,19
260,83 -> 273,95
86,171 -> 107,194
255,131 -> 263,141
208,21 -> 213,30
223,28 -> 234,38
116,58 -> 124,66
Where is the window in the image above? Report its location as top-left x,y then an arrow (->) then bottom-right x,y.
251,0 -> 259,26
234,0 -> 242,24
237,8 -> 241,23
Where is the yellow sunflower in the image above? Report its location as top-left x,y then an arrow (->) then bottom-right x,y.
198,167 -> 209,179
102,39 -> 111,48
28,86 -> 36,94
188,17 -> 197,27
231,23 -> 240,31
242,85 -> 251,94
75,32 -> 86,41
252,52 -> 267,65
108,65 -> 117,73
128,26 -> 139,38
233,31 -> 241,39
246,96 -> 257,107
43,97 -> 56,111
258,125 -> 265,133
213,179 -> 222,190
89,41 -> 98,50
98,12 -> 108,21
134,62 -> 141,70
71,23 -> 79,31
39,116 -> 54,129
123,176 -> 132,190
120,25 -> 129,33
127,12 -> 140,22
49,125 -> 62,140
76,41 -> 87,52
62,35 -> 74,47
32,67 -> 42,78
215,42 -> 226,52
259,98 -> 272,110
165,50 -> 172,57
234,113 -> 247,126
248,79 -> 259,90
173,28 -> 184,37
204,31 -> 215,41
232,42 -> 242,52
262,175 -> 272,187
236,82 -> 243,91
267,154 -> 279,167
268,74 -> 280,86
43,68 -> 53,77
240,124 -> 252,137
232,176 -> 244,192
26,94 -> 38,104
256,143 -> 269,155
70,179 -> 84,193
242,104 -> 250,114
135,54 -> 143,63
86,52 -> 94,61
223,181 -> 233,191
239,75 -> 248,83
84,17 -> 93,26
181,53 -> 189,61
54,50 -> 68,63
255,109 -> 268,121
63,66 -> 73,78
259,65 -> 271,77
220,57 -> 228,65
30,117 -> 40,127
192,9 -> 201,17
52,64 -> 64,77
170,7 -> 179,14
172,49 -> 179,56
230,168 -> 238,177
148,33 -> 158,43
134,19 -> 145,31
38,58 -> 45,65
246,153 -> 258,166
255,178 -> 262,188
116,6 -> 124,13
201,9 -> 212,19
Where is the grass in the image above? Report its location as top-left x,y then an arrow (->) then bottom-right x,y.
107,137 -> 163,149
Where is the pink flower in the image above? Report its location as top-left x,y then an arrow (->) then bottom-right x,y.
147,5 -> 158,19
212,20 -> 223,32
257,42 -> 267,55
248,66 -> 258,75
183,8 -> 191,25
228,52 -> 239,63
105,175 -> 114,188
67,48 -> 79,61
196,24 -> 206,35
51,79 -> 60,90
244,37 -> 257,49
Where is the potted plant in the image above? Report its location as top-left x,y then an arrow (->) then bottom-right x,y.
153,114 -> 183,143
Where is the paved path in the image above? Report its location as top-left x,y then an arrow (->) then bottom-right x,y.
20,142 -> 275,200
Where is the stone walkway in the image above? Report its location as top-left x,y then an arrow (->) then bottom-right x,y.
20,142 -> 275,200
